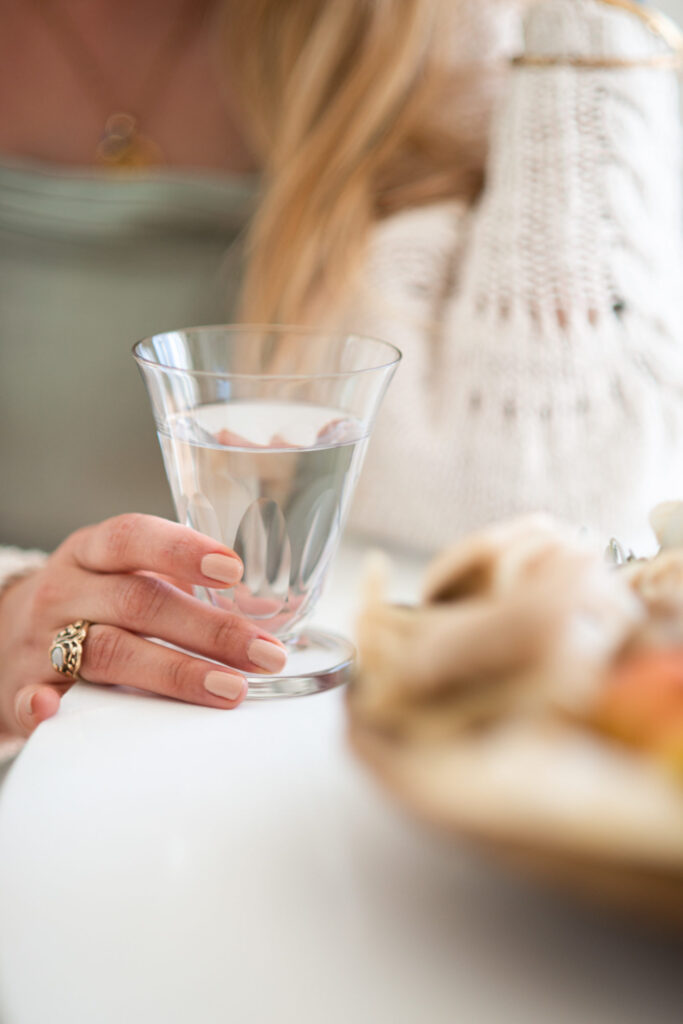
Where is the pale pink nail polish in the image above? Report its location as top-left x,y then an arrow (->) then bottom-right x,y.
248,638 -> 287,673
204,670 -> 246,701
200,553 -> 242,585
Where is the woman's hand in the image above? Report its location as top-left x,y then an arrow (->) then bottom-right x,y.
0,514 -> 287,736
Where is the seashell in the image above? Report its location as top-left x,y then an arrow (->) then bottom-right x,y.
354,515 -> 641,740
623,549 -> 683,650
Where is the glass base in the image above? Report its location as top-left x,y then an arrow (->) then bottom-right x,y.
245,629 -> 354,699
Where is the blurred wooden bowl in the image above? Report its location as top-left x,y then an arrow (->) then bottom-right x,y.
348,693 -> 683,927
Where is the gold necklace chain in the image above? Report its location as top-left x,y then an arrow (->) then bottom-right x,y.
28,0 -> 213,168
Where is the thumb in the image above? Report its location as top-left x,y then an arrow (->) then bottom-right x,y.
14,684 -> 63,735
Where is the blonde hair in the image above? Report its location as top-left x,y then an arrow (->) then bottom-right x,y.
223,0 -> 491,326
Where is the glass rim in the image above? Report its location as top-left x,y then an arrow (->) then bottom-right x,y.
132,323 -> 402,381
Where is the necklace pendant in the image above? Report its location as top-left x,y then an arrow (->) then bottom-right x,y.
95,112 -> 164,169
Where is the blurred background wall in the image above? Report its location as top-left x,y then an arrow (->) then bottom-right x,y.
660,0 -> 683,23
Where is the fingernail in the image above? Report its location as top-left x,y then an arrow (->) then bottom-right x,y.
248,638 -> 287,673
203,670 -> 246,701
200,553 -> 242,585
14,690 -> 35,723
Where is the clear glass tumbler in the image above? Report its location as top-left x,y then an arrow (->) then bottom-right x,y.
133,325 -> 401,698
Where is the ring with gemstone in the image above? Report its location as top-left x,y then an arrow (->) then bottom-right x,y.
49,620 -> 92,680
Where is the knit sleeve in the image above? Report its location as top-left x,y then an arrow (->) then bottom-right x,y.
0,547 -> 48,595
0,548 -> 46,765
348,0 -> 683,554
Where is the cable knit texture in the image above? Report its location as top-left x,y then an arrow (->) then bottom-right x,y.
348,0 -> 683,553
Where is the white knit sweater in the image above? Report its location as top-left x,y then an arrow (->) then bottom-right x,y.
1,0 -> 682,592
348,0 -> 683,554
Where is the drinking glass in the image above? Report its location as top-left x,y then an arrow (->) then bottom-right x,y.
133,325 -> 401,697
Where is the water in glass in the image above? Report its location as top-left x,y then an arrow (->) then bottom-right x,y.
158,400 -> 368,639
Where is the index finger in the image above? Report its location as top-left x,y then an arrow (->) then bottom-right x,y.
63,514 -> 243,588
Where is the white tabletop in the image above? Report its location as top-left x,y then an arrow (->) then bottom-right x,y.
0,539 -> 681,1024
